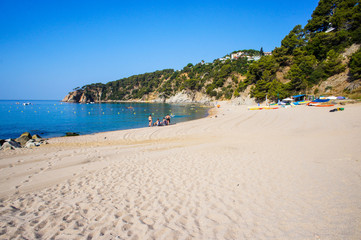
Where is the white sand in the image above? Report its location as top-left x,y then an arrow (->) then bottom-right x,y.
0,103 -> 360,239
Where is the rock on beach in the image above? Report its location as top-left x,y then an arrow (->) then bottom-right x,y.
1,133 -> 47,151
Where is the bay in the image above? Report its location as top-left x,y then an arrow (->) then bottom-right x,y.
0,100 -> 210,139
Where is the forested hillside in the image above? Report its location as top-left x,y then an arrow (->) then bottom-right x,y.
63,0 -> 361,103
63,52 -> 254,103
247,0 -> 361,102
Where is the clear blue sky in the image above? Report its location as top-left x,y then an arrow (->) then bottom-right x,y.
0,0 -> 319,100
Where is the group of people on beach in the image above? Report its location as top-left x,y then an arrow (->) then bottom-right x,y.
148,114 -> 171,127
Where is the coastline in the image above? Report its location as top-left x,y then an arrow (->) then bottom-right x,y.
0,102 -> 360,239
0,100 -> 213,140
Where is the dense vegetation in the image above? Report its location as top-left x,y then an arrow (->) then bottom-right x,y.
75,51 -> 256,101
70,0 -> 361,103
248,0 -> 361,101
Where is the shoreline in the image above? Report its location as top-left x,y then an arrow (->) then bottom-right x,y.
0,101 -> 215,141
0,102 -> 360,239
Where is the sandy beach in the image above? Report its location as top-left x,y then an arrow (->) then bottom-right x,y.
0,102 -> 360,239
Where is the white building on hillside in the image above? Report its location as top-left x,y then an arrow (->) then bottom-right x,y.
218,56 -> 230,62
231,51 -> 245,60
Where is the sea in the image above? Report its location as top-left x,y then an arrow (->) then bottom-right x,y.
0,100 -> 210,139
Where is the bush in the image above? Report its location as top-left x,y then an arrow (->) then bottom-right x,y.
183,79 -> 199,90
234,89 -> 240,97
209,90 -> 217,97
224,89 -> 233,99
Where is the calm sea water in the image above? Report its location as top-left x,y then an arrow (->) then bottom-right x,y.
0,100 -> 210,139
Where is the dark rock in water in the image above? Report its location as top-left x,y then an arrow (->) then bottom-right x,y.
16,132 -> 32,147
0,139 -> 4,147
65,132 -> 80,137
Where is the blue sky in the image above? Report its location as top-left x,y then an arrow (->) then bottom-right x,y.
0,0 -> 319,100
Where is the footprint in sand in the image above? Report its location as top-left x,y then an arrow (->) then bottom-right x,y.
29,219 -> 39,227
122,223 -> 131,232
59,224 -> 66,231
34,220 -> 47,231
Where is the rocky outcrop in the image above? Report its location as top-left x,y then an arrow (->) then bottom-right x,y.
164,90 -> 212,105
310,44 -> 361,96
32,134 -> 42,140
1,140 -> 21,150
25,139 -> 41,148
15,132 -> 32,147
62,90 -> 83,103
231,85 -> 258,105
231,95 -> 258,105
79,93 -> 92,103
63,88 -> 213,105
62,90 -> 95,103
345,80 -> 361,92
1,133 -> 47,151
342,43 -> 360,60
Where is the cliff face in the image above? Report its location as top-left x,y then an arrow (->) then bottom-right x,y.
62,89 -> 212,105
62,90 -> 94,103
165,90 -> 211,104
62,90 -> 82,103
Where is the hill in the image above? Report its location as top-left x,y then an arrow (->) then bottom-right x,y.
63,0 -> 361,103
62,52 -> 254,103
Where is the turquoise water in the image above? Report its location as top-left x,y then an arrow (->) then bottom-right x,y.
0,100 -> 210,139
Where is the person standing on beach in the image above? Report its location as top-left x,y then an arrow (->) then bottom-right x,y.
148,114 -> 152,127
165,114 -> 171,125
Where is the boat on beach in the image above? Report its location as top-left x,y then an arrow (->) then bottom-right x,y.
262,106 -> 279,110
315,104 -> 335,107
248,106 -> 278,110
248,107 -> 263,110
